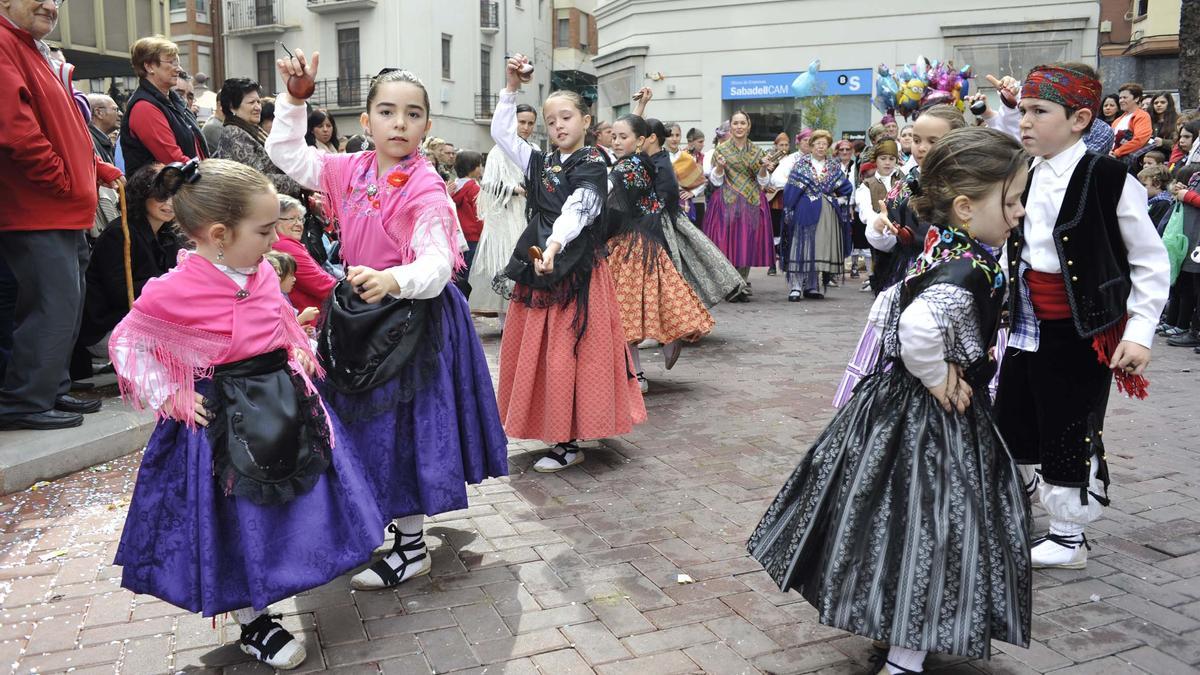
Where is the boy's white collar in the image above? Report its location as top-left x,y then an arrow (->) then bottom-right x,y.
1032,138 -> 1087,177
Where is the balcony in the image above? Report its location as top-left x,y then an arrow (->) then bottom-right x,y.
310,77 -> 372,110
307,0 -> 378,13
475,93 -> 498,119
480,0 -> 499,32
225,0 -> 289,36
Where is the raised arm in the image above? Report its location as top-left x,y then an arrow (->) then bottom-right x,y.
490,54 -> 535,172
265,50 -> 326,191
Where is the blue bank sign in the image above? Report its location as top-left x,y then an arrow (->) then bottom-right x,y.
721,69 -> 873,100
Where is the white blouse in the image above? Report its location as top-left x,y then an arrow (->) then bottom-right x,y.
489,89 -> 601,250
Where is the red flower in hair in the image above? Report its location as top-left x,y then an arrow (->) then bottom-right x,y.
388,172 -> 410,188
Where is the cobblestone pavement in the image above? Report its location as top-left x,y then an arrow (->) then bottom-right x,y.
2,273 -> 1200,675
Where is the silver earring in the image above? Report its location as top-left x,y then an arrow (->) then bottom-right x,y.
217,243 -> 225,261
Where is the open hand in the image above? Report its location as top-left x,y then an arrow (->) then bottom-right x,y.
874,200 -> 899,235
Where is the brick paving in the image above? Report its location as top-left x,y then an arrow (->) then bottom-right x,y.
2,273 -> 1199,674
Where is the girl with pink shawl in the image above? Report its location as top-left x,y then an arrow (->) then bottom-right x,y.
266,62 -> 508,593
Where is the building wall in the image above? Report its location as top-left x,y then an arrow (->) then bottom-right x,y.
222,0 -> 552,151
594,0 -> 1100,144
47,0 -> 171,82
170,0 -> 219,80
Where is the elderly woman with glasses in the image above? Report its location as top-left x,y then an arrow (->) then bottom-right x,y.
270,195 -> 336,313
121,35 -> 208,178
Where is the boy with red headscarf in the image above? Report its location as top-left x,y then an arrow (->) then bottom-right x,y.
994,63 -> 1170,570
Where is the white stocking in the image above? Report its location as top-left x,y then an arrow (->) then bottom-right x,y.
232,607 -> 266,625
886,646 -> 926,673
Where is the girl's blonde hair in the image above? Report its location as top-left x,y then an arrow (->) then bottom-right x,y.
917,104 -> 967,131
171,159 -> 276,236
910,127 -> 1027,225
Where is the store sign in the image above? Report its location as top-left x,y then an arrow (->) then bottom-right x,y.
722,69 -> 872,100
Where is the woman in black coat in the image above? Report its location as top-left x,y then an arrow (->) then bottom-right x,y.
70,164 -> 184,381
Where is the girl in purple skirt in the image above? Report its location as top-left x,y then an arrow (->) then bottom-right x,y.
110,159 -> 386,670
267,51 -> 509,592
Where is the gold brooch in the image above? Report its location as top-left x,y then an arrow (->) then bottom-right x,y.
551,165 -> 562,173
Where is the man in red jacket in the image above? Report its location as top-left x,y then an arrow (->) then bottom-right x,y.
0,0 -> 124,430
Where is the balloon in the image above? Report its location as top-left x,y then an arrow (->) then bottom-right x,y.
791,58 -> 821,98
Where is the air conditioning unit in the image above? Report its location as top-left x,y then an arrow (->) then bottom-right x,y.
1100,20 -> 1112,33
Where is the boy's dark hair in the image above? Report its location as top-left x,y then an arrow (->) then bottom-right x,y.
454,150 -> 484,177
1056,62 -> 1101,131
1173,163 -> 1200,186
1143,149 -> 1167,164
686,127 -> 704,142
260,97 -> 275,123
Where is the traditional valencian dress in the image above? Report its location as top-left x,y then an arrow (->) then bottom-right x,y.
488,89 -> 645,448
703,139 -> 774,272
658,149 -> 745,307
468,136 -> 533,316
748,226 -> 1032,661
605,152 -> 714,348
780,155 -> 853,297
110,250 -> 384,616
266,96 -> 509,526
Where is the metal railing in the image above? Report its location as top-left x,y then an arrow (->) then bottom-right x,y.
475,93 -> 498,118
309,77 -> 372,109
480,0 -> 499,29
225,0 -> 283,31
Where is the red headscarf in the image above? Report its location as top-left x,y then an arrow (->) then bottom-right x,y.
1020,65 -> 1102,116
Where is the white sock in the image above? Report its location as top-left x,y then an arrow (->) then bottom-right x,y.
232,607 -> 266,625
1049,519 -> 1085,538
394,514 -> 424,543
629,345 -> 642,374
886,646 -> 926,673
790,281 -> 803,292
1018,464 -> 1039,490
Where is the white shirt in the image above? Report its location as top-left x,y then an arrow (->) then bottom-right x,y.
770,152 -> 805,190
1022,138 -> 1170,348
857,172 -> 899,251
489,89 -> 601,250
266,96 -> 453,300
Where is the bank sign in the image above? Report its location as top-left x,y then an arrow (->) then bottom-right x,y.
722,69 -> 872,100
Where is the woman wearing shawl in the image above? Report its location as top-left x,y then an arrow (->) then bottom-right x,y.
780,130 -> 853,300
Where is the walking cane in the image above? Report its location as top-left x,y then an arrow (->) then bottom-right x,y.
118,182 -> 134,309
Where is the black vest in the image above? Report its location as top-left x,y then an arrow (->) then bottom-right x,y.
1006,151 -> 1130,338
120,78 -> 207,177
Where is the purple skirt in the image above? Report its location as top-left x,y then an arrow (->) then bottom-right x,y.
115,387 -> 386,616
702,188 -> 775,267
319,285 -> 509,521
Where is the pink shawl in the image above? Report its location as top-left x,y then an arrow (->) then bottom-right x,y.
109,251 -> 322,427
318,150 -> 465,272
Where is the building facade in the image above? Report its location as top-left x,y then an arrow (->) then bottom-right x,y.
594,0 -> 1101,144
169,0 -> 223,83
1098,0 -> 1181,94
221,0 -> 553,151
552,0 -> 599,103
46,0 -> 172,99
